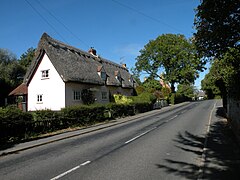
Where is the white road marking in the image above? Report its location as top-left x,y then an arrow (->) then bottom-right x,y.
125,127 -> 157,144
50,161 -> 91,180
80,160 -> 91,166
169,115 -> 178,120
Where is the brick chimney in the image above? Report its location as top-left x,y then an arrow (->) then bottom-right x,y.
88,47 -> 97,56
122,64 -> 127,68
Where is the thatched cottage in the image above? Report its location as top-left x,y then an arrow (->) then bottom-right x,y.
24,33 -> 136,111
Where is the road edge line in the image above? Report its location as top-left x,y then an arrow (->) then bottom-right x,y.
197,101 -> 216,180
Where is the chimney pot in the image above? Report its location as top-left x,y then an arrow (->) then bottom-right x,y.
88,47 -> 97,56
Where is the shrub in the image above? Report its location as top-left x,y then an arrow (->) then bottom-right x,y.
130,92 -> 156,104
81,89 -> 95,105
113,94 -> 133,104
134,102 -> 153,113
32,109 -> 59,121
0,106 -> 33,143
61,104 -> 106,126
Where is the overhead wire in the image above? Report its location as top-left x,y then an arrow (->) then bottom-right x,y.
111,0 -> 186,35
35,0 -> 89,48
24,0 -> 68,43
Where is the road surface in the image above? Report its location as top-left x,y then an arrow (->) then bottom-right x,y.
0,100 -> 224,179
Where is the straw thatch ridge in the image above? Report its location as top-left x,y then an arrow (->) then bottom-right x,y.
24,33 -> 134,88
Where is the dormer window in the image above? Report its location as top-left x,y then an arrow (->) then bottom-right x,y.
129,76 -> 134,83
101,71 -> 107,81
97,66 -> 107,82
115,71 -> 122,83
41,69 -> 49,79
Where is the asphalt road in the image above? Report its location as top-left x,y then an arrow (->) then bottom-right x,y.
0,100 -> 221,180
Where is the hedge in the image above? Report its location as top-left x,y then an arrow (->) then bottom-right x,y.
0,101 -> 155,144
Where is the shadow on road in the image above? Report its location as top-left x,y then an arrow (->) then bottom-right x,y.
156,107 -> 240,179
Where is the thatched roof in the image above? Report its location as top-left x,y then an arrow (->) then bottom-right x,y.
25,33 -> 135,88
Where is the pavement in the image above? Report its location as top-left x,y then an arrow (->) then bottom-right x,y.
199,101 -> 240,179
0,102 -> 190,157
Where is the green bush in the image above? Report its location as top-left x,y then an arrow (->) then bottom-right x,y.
130,92 -> 156,104
32,109 -> 60,121
81,89 -> 95,105
0,106 -> 33,143
61,104 -> 106,126
134,102 -> 153,113
113,94 -> 133,104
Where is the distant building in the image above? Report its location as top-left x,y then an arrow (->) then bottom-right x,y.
197,90 -> 205,100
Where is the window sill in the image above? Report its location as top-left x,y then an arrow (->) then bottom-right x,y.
41,77 -> 50,80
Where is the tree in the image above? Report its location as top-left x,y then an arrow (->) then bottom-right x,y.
19,47 -> 35,70
0,48 -> 17,64
0,49 -> 19,106
201,59 -> 227,106
134,34 -> 205,92
0,48 -> 35,106
194,0 -> 240,58
177,84 -> 195,99
142,78 -> 162,93
201,72 -> 221,99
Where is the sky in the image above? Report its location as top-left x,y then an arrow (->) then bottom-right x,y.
0,0 -> 208,89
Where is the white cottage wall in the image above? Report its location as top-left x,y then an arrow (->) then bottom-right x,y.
65,83 -> 109,106
28,53 -> 65,111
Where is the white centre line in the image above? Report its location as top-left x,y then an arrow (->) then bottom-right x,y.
50,161 -> 91,180
169,115 -> 178,120
125,127 -> 157,144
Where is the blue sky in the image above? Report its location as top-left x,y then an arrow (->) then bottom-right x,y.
0,0 -> 208,89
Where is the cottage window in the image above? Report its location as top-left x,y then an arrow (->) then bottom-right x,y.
129,76 -> 134,83
37,94 -> 43,103
102,92 -> 108,100
73,91 -> 81,101
41,70 -> 49,79
101,71 -> 107,81
116,75 -> 122,83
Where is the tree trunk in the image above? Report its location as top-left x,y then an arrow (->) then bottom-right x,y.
170,83 -> 175,93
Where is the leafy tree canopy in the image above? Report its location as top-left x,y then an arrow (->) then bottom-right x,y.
177,84 -> 195,98
194,0 -> 240,58
134,34 -> 205,92
142,78 -> 162,93
0,48 -> 17,64
19,47 -> 35,69
0,48 -> 36,106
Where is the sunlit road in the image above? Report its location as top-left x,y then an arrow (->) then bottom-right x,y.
0,100 -> 218,180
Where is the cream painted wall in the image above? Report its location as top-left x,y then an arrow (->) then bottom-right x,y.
28,53 -> 65,111
65,83 -> 109,106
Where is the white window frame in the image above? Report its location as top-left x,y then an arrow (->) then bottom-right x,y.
37,94 -> 43,103
41,69 -> 49,79
73,90 -> 81,101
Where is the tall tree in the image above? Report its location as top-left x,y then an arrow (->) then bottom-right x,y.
0,49 -> 19,106
134,34 -> 205,92
177,84 -> 195,99
194,0 -> 240,58
19,47 -> 35,70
